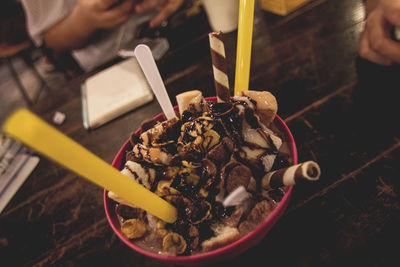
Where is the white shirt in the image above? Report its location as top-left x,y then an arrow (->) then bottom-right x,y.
21,0 -> 154,71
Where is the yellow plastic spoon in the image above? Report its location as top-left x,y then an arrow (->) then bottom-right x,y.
3,109 -> 177,223
234,0 -> 255,95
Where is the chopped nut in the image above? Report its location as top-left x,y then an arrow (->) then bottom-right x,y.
180,167 -> 201,186
157,221 -> 166,229
164,166 -> 180,179
182,160 -> 201,168
156,180 -> 180,196
121,219 -> 147,239
198,188 -> 209,198
162,232 -> 187,255
156,228 -> 169,237
189,201 -> 212,224
202,130 -> 220,151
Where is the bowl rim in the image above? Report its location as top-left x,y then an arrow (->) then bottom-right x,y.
104,97 -> 298,263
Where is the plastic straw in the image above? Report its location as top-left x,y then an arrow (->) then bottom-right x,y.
234,0 -> 255,95
3,109 -> 177,223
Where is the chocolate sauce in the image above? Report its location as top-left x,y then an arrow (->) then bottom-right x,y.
125,164 -> 140,180
211,202 -> 235,219
129,131 -> 140,146
244,107 -> 259,129
181,110 -> 199,123
134,145 -> 143,161
140,118 -> 158,132
271,155 -> 290,171
171,173 -> 197,200
115,204 -> 146,222
208,102 -> 234,116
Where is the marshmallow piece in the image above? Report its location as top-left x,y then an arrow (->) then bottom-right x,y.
222,186 -> 251,207
52,111 -> 66,125
201,224 -> 240,252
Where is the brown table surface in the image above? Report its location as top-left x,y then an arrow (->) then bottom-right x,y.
2,0 -> 400,266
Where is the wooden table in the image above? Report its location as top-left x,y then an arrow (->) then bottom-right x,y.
2,0 -> 400,266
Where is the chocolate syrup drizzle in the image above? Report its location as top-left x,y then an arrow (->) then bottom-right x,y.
117,98 -> 288,255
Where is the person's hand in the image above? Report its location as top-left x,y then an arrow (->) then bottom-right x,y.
360,0 -> 400,65
75,0 -> 137,31
135,0 -> 184,28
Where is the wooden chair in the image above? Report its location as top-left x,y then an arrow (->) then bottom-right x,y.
0,41 -> 49,106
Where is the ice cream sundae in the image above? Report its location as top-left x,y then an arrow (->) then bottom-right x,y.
107,89 -> 320,256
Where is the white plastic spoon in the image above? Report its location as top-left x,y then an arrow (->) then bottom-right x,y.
134,44 -> 176,120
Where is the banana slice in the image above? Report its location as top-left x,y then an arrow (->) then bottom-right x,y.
140,117 -> 179,146
121,160 -> 156,190
107,191 -> 136,208
107,160 -> 157,206
176,90 -> 209,115
132,143 -> 173,165
236,90 -> 277,126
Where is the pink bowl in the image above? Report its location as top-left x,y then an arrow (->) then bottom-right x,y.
104,97 -> 297,266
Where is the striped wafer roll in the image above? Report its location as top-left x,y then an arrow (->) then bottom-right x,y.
261,161 -> 321,189
209,31 -> 230,102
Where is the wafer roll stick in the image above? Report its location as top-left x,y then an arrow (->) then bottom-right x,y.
209,31 -> 230,102
261,161 -> 321,189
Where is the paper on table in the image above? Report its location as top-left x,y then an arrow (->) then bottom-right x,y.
82,57 -> 154,129
0,137 -> 39,213
0,156 -> 39,213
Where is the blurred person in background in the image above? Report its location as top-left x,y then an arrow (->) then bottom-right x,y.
0,0 -> 29,45
355,0 -> 400,134
20,0 -> 185,72
359,0 -> 400,65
